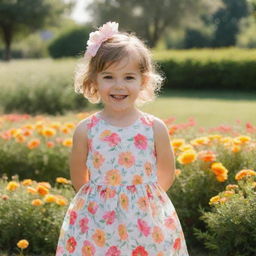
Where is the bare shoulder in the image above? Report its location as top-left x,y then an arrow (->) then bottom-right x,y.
72,114 -> 92,142
151,116 -> 169,137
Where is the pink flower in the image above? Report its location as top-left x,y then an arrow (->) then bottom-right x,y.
103,210 -> 116,224
134,134 -> 147,150
69,210 -> 77,225
127,185 -> 137,193
87,116 -> 100,129
103,133 -> 121,147
137,218 -> 151,236
85,22 -> 119,58
79,217 -> 89,233
105,246 -> 121,256
88,201 -> 98,215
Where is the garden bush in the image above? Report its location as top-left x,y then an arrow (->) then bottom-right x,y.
194,172 -> 256,256
0,175 -> 74,255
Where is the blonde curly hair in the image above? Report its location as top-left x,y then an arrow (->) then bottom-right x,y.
74,32 -> 164,106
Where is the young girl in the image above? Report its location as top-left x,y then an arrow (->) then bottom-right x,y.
56,21 -> 189,256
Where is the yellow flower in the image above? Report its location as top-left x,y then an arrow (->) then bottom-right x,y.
27,186 -> 37,194
43,194 -> 57,203
56,177 -> 70,184
225,184 -> 239,191
60,126 -> 70,134
31,199 -> 44,206
177,150 -> 197,164
50,122 -> 61,129
233,136 -> 251,145
6,181 -> 20,191
22,179 -> 33,186
211,162 -> 228,182
209,195 -> 220,205
17,239 -> 29,249
235,169 -> 256,181
42,127 -> 56,137
171,139 -> 185,149
232,145 -> 241,153
190,137 -> 209,146
62,138 -> 72,147
64,122 -> 75,129
55,195 -> 68,206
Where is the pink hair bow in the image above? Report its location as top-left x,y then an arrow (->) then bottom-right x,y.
84,21 -> 119,58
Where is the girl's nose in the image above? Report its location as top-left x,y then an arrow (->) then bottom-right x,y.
114,79 -> 125,88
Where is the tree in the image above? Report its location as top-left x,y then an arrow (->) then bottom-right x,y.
87,0 -> 223,48
0,0 -> 72,61
212,0 -> 249,46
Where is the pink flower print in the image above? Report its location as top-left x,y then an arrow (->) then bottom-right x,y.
137,218 -> 151,236
103,210 -> 116,225
164,217 -> 176,230
88,201 -> 98,215
105,246 -> 121,256
103,132 -> 121,147
134,133 -> 147,150
81,240 -> 96,256
146,185 -> 153,200
132,246 -> 148,256
81,183 -> 91,194
127,185 -> 137,193
66,237 -> 77,253
141,116 -> 153,126
118,151 -> 135,168
173,237 -> 181,250
69,210 -> 77,225
79,217 -> 89,233
87,115 -> 100,129
100,187 -> 116,199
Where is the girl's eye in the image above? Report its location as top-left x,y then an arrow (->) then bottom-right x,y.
103,76 -> 113,79
126,76 -> 135,80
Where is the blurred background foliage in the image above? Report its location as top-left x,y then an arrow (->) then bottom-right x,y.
1,0 -> 256,61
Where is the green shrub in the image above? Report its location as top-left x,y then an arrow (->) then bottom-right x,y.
194,175 -> 256,256
0,176 -> 74,254
48,25 -> 91,58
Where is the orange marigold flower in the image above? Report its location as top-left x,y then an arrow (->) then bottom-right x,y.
211,162 -> 228,181
42,127 -> 56,137
15,134 -> 26,143
27,186 -> 37,194
17,239 -> 29,249
50,122 -> 61,129
177,150 -> 197,164
60,126 -> 70,134
222,190 -> 235,197
198,150 -> 216,162
43,194 -> 57,203
31,199 -> 44,206
27,139 -> 40,149
2,194 -> 9,200
232,145 -> 241,153
175,169 -> 181,176
226,184 -> 239,191
46,141 -> 55,148
22,179 -> 33,186
235,169 -> 256,181
179,144 -> 194,152
38,182 -> 51,189
55,195 -> 68,206
56,177 -> 70,184
36,185 -> 49,196
64,122 -> 75,129
6,181 -> 20,191
62,138 -> 72,147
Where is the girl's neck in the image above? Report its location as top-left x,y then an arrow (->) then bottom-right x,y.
99,107 -> 141,122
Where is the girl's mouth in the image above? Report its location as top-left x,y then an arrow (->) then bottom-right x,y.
110,95 -> 128,100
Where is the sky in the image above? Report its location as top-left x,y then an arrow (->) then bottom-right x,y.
69,0 -> 92,24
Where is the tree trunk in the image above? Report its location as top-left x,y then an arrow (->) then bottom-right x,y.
1,25 -> 13,62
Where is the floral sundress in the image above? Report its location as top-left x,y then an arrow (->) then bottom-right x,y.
56,111 -> 189,256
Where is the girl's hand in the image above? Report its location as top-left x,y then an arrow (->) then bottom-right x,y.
69,119 -> 90,193
153,118 -> 176,192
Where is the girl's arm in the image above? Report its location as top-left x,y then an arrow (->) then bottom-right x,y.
69,120 -> 89,193
153,118 -> 176,192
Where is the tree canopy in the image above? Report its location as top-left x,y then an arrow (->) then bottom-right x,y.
0,0 -> 71,61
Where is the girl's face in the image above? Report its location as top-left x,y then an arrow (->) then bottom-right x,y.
95,55 -> 145,113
